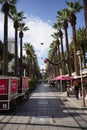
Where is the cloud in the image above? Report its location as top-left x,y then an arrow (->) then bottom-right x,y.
23,15 -> 55,69
0,13 -> 55,69
23,15 -> 55,52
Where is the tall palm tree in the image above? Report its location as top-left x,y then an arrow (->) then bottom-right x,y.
19,23 -> 29,77
53,22 -> 65,75
23,43 -> 38,78
83,0 -> 87,39
50,44 -> 57,77
24,43 -> 33,77
51,32 -> 61,75
0,0 -> 17,75
66,0 -> 83,76
53,20 -> 65,74
76,27 -> 87,68
9,8 -> 26,76
58,30 -> 65,75
47,39 -> 63,77
57,9 -> 71,76
46,42 -> 55,78
69,42 -> 75,72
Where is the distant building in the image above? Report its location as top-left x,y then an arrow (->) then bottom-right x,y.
8,38 -> 15,54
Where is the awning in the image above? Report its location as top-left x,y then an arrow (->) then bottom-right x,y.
54,75 -> 73,80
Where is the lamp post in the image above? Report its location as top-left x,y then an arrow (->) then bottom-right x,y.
76,50 -> 85,107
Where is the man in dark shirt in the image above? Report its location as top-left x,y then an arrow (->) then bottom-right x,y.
75,85 -> 79,99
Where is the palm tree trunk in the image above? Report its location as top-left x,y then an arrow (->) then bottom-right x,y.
56,47 -> 59,76
72,25 -> 80,76
19,36 -> 23,89
19,31 -> 23,77
57,40 -> 61,75
3,13 -> 8,75
15,29 -> 18,76
20,37 -> 23,77
70,13 -> 80,76
54,52 -> 57,76
65,28 -> 71,75
81,45 -> 86,68
60,36 -> 65,75
28,61 -> 30,77
83,0 -> 87,39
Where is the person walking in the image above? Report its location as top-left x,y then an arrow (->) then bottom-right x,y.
75,85 -> 79,99
73,79 -> 79,99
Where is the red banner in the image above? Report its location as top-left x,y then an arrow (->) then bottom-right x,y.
22,77 -> 29,90
10,79 -> 18,94
0,79 -> 7,94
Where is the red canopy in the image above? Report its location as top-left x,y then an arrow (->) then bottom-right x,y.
54,75 -> 73,80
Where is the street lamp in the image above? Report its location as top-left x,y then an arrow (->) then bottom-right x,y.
76,50 -> 85,107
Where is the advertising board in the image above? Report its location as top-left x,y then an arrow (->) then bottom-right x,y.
0,79 -> 7,94
10,79 -> 18,94
22,77 -> 29,90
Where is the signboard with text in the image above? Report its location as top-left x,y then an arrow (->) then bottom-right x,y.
22,77 -> 29,90
10,79 -> 18,94
0,79 -> 7,94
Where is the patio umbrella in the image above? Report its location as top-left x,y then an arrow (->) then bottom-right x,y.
54,75 -> 73,80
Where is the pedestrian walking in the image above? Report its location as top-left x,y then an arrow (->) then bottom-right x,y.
75,85 -> 79,99
72,79 -> 79,99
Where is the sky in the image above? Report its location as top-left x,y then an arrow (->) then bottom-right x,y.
0,0 -> 85,70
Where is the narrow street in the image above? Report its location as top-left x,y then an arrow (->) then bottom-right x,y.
0,81 -> 87,130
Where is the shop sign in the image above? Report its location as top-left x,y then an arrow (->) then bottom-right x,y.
22,77 -> 28,90
10,79 -> 18,94
0,79 -> 7,94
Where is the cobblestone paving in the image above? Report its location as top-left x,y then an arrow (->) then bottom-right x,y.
0,82 -> 87,130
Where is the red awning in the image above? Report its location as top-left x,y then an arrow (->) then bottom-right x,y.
54,75 -> 73,80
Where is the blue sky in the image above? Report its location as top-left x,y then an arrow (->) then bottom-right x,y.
17,0 -> 84,24
17,0 -> 67,23
0,0 -> 85,70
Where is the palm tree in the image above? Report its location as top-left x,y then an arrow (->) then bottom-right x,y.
19,23 -> 29,77
9,8 -> 26,76
76,27 -> 87,68
51,33 -> 61,75
83,0 -> 87,39
69,42 -> 74,72
50,44 -> 58,77
53,22 -> 65,75
46,42 -> 55,78
46,39 -> 63,77
24,43 -> 33,77
57,9 -> 71,76
23,43 -> 38,78
66,0 -> 83,76
56,39 -> 61,75
0,0 -> 17,75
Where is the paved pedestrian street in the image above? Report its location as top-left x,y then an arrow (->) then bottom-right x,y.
0,82 -> 87,130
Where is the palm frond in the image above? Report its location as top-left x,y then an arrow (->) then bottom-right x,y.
19,22 -> 29,32
66,0 -> 83,14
